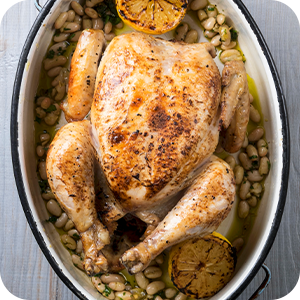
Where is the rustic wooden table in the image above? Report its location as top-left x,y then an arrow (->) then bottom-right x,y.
1,0 -> 299,299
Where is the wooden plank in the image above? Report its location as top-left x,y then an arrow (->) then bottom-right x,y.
0,0 -> 299,299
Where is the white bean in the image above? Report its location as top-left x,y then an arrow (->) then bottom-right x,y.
36,107 -> 46,119
85,7 -> 98,19
82,18 -> 92,29
242,135 -> 249,148
53,33 -> 70,42
155,254 -> 164,265
55,12 -> 68,30
259,157 -> 270,175
55,212 -> 68,228
46,200 -> 62,217
74,14 -> 82,24
175,23 -> 188,41
105,33 -> 116,41
76,239 -> 83,254
238,201 -> 250,219
64,219 -> 75,231
55,83 -> 66,101
204,30 -> 217,39
257,139 -> 268,157
115,291 -> 131,300
40,133 -> 50,143
174,292 -> 187,300
68,228 -> 80,239
92,18 -> 104,30
101,274 -> 125,284
72,254 -> 84,270
86,0 -> 103,7
247,196 -> 257,207
211,34 -> 221,46
44,56 -> 67,70
234,165 -> 244,185
49,41 -> 68,54
36,145 -> 45,157
144,266 -> 162,279
225,155 -> 236,169
44,112 -> 59,126
47,66 -> 62,78
67,10 -> 75,22
146,281 -> 165,295
206,5 -> 217,18
246,145 -> 259,161
42,190 -> 54,200
71,1 -> 84,16
135,272 -> 149,289
251,182 -> 263,197
184,30 -> 198,44
39,161 -> 47,180
115,21 -> 124,29
246,170 -> 264,182
197,9 -> 207,21
250,105 -> 261,123
220,49 -> 243,64
232,237 -> 244,252
109,282 -> 126,292
219,25 -> 231,46
61,234 -> 77,250
104,21 -> 113,34
69,31 -> 82,42
92,276 -> 105,292
62,22 -> 81,33
239,153 -> 252,170
190,0 -> 207,10
248,128 -> 264,142
249,93 -> 254,103
165,288 -> 177,299
202,17 -> 216,30
217,14 -> 226,25
239,180 -> 251,200
221,41 -> 236,50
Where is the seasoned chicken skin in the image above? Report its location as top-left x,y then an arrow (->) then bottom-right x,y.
120,156 -> 235,274
91,32 -> 221,213
46,120 -> 109,274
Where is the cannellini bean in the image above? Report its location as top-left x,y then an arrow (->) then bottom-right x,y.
211,34 -> 221,46
64,219 -> 75,231
104,21 -> 113,34
44,55 -> 67,70
220,49 -> 243,63
155,254 -> 164,264
115,291 -> 131,300
40,133 -> 50,143
76,239 -> 83,254
85,7 -> 98,19
53,32 -> 70,42
72,254 -> 84,270
146,281 -> 165,295
165,288 -> 177,299
247,196 -> 257,207
86,0 -> 103,7
232,237 -> 244,252
55,83 -> 66,101
250,105 -> 261,123
49,41 -> 68,54
109,282 -> 126,291
206,5 -> 217,18
92,276 -> 106,292
39,161 -> 47,180
238,201 -> 250,219
105,33 -> 116,41
62,22 -> 80,33
55,212 -> 68,228
36,96 -> 45,106
204,30 -> 217,38
202,17 -> 216,30
131,288 -> 147,300
234,165 -> 244,185
52,103 -> 61,116
115,21 -> 124,29
92,18 -> 104,30
46,200 -> 62,217
74,14 -> 82,24
52,72 -> 64,87
184,30 -> 198,44
175,23 -> 189,41
225,155 -> 236,169
217,14 -> 226,25
36,107 -> 46,119
47,66 -> 62,78
257,139 -> 268,157
55,12 -> 68,29
242,135 -> 248,148
61,234 -> 77,250
67,10 -> 75,22
197,9 -> 207,21
68,228 -> 80,239
248,128 -> 264,142
239,180 -> 251,200
190,0 -> 207,10
259,157 -> 270,175
246,145 -> 259,161
221,41 -> 237,50
249,93 -> 254,103
144,266 -> 162,279
219,25 -> 231,46
251,182 -> 263,196
69,31 -> 82,42
174,292 -> 187,300
42,190 -> 55,200
101,274 -> 125,284
246,170 -> 264,182
71,1 -> 84,16
135,272 -> 149,289
239,153 -> 252,170
44,112 -> 59,126
36,145 -> 45,157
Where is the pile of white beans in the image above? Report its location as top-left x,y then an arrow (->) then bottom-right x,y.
91,256 -> 186,300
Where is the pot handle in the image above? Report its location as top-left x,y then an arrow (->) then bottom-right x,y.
248,264 -> 271,300
34,0 -> 42,12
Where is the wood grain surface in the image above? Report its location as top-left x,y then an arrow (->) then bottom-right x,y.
0,0 -> 299,299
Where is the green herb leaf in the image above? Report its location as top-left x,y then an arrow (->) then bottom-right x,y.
64,27 -> 71,31
267,161 -> 271,170
207,7 -> 215,11
68,33 -> 76,40
230,29 -> 238,41
45,104 -> 57,113
35,117 -> 41,124
103,284 -> 112,296
73,233 -> 80,239
47,50 -> 55,59
46,216 -> 58,223
250,155 -> 258,159
38,180 -> 49,193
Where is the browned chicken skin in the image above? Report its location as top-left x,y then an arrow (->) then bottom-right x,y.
46,31 -> 251,275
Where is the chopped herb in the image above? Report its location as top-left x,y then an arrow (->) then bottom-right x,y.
47,50 -> 55,59
35,117 -> 41,124
44,146 -> 49,151
64,27 -> 71,31
243,181 -> 246,184
252,161 -> 259,167
45,104 -> 57,113
267,161 -> 271,170
103,284 -> 112,296
230,29 -> 238,41
250,155 -> 258,159
154,291 -> 165,299
38,179 -> 49,193
68,33 -> 76,40
73,233 -> 80,239
207,7 -> 215,11
96,0 -> 121,25
250,186 -> 254,189
244,172 -> 248,177
93,273 -> 103,277
46,216 -> 58,223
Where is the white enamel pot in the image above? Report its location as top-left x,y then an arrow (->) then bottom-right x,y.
11,0 -> 290,299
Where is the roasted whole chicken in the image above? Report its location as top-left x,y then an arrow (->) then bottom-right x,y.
46,30 -> 250,275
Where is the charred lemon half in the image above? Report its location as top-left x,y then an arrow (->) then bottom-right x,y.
116,0 -> 188,34
168,233 -> 237,299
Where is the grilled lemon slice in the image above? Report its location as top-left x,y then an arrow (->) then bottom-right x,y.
169,233 -> 237,299
116,0 -> 188,34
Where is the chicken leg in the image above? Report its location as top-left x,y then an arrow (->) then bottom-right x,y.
120,156 -> 235,274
